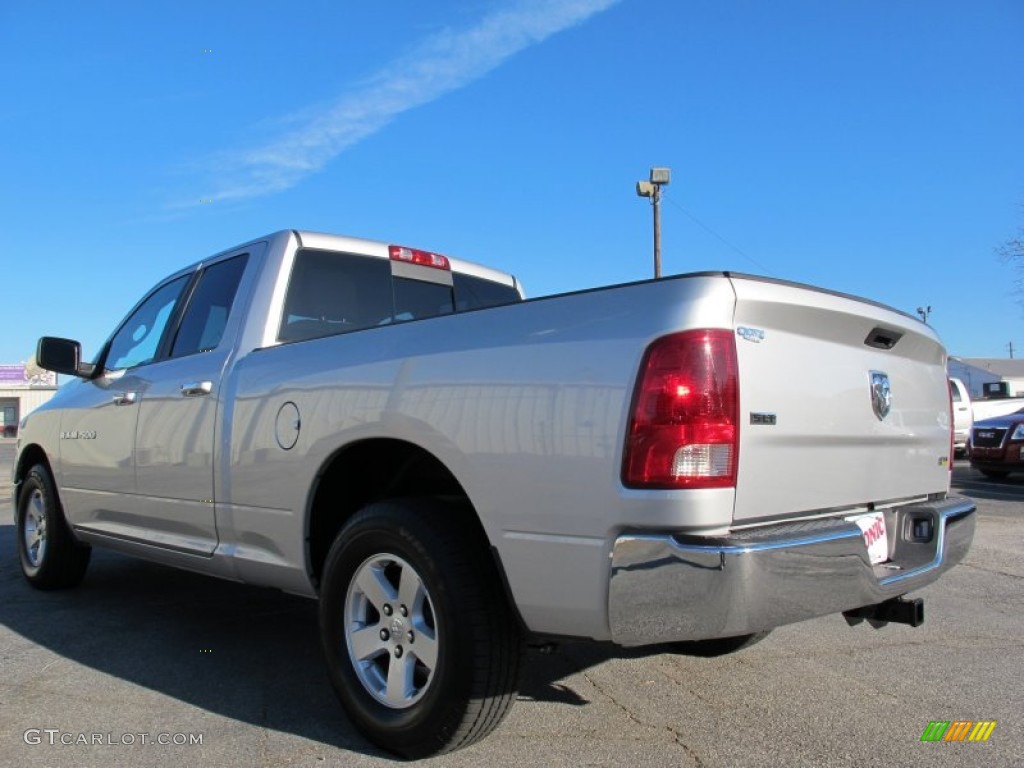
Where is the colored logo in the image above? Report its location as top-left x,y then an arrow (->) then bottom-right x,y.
920,720 -> 997,742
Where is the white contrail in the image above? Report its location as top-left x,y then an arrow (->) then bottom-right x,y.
207,0 -> 621,202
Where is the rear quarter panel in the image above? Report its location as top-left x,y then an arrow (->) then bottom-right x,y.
222,275 -> 738,640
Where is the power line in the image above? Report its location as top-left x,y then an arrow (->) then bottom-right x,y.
661,191 -> 773,275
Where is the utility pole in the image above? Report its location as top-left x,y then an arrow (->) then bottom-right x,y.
636,167 -> 671,278
1009,341 -> 1015,359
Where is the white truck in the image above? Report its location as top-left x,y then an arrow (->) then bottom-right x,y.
949,376 -> 1024,441
949,377 -> 973,455
13,230 -> 975,757
972,391 -> 1024,423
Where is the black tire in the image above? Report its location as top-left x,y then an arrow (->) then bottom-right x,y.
666,630 -> 771,658
16,463 -> 91,590
319,499 -> 521,758
979,469 -> 1009,480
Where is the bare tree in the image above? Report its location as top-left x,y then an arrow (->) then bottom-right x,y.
998,226 -> 1024,302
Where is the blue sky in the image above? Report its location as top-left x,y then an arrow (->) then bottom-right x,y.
1,0 -> 1021,365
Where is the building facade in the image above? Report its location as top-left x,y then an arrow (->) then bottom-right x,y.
0,363 -> 58,437
948,357 -> 1024,399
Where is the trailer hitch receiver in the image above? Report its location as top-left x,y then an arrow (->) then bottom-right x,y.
843,597 -> 924,629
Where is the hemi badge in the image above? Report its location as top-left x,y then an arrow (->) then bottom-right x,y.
737,327 -> 765,343
750,413 -> 777,426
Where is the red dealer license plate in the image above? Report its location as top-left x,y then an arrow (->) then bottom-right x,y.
845,511 -> 889,565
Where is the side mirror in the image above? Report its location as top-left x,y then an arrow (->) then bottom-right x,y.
37,337 -> 95,378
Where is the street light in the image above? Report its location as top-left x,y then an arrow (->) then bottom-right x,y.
636,167 -> 670,278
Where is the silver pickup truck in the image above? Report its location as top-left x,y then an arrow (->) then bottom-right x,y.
13,230 -> 975,757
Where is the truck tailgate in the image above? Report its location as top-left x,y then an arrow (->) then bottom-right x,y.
729,275 -> 952,524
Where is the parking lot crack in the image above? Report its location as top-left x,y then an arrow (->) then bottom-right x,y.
664,723 -> 707,768
581,670 -> 705,767
581,670 -> 644,728
657,666 -> 712,705
959,562 -> 1024,581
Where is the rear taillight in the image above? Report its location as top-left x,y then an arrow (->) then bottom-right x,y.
389,245 -> 451,271
623,329 -> 739,489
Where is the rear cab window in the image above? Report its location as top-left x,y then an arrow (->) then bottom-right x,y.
453,272 -> 520,311
278,248 -> 519,343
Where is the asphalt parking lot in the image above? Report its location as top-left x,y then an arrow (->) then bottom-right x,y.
1,442 -> 1021,767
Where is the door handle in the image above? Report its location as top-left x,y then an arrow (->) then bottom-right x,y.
112,392 -> 138,406
180,381 -> 213,397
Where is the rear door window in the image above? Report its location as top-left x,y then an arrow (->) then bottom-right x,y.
171,254 -> 249,357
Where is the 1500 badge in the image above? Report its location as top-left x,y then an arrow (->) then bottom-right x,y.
60,430 -> 97,440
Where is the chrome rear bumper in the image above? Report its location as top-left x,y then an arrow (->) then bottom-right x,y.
608,496 -> 975,646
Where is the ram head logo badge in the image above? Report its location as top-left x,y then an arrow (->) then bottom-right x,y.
869,371 -> 891,421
